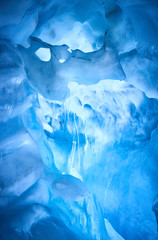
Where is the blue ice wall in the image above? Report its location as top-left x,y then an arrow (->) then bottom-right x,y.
0,0 -> 158,239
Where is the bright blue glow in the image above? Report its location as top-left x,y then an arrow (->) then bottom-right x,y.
0,0 -> 158,240
59,59 -> 66,63
35,48 -> 51,62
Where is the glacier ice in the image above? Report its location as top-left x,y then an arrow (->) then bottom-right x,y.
0,0 -> 158,240
104,219 -> 125,240
32,0 -> 107,52
18,36 -> 125,100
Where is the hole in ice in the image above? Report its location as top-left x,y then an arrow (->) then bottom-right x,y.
35,48 -> 51,62
59,59 -> 66,63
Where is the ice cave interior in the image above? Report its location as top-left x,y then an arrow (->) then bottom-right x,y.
0,0 -> 158,239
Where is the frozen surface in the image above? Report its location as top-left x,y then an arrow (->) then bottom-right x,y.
0,0 -> 158,240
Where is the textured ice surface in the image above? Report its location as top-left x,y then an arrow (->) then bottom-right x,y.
0,0 -> 158,240
32,0 -> 107,52
37,80 -> 158,239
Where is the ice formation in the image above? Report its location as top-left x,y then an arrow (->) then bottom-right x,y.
0,0 -> 158,240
